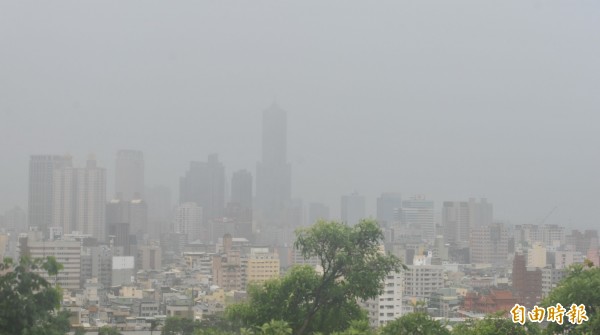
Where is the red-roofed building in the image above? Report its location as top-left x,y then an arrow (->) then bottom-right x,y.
462,289 -> 517,314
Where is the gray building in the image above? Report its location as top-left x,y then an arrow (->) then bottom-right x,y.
28,155 -> 72,237
443,198 -> 493,248
256,104 -> 292,227
341,192 -> 365,226
179,154 -> 225,222
376,193 -> 402,226
402,196 -> 435,243
53,157 -> 106,239
115,150 -> 145,201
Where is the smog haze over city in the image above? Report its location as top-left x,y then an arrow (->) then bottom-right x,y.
1,0 -> 599,228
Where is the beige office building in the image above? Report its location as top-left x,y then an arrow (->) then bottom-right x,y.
246,247 -> 280,286
26,239 -> 82,290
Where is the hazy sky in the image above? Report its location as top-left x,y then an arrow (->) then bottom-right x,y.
1,1 -> 599,228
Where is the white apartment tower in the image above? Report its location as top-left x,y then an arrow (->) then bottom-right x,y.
363,271 -> 405,327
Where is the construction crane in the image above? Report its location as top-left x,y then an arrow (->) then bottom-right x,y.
538,206 -> 558,225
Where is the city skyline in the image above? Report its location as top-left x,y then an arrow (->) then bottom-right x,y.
1,1 -> 599,229
2,1 -> 600,333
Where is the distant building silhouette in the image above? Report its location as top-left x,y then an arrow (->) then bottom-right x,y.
179,154 -> 225,222
376,192 -> 402,226
53,157 -> 107,240
230,169 -> 253,222
341,192 -> 365,226
145,185 -> 172,239
442,198 -> 493,248
256,103 -> 292,227
174,202 -> 203,242
106,198 -> 147,255
28,155 -> 73,237
402,195 -> 435,243
115,150 -> 144,201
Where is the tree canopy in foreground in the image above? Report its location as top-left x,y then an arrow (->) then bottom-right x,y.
0,256 -> 71,335
542,263 -> 600,335
228,219 -> 404,335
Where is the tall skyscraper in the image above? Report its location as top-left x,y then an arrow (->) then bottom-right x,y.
115,150 -> 144,200
52,157 -> 107,240
256,103 -> 292,225
179,154 -> 225,221
376,193 -> 402,226
402,195 -> 435,243
28,155 -> 72,236
341,192 -> 366,226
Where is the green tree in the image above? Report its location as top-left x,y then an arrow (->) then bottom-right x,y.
162,317 -> 200,335
228,219 -> 404,335
331,319 -> 376,335
150,319 -> 161,335
0,256 -> 71,335
74,327 -> 87,335
98,325 -> 123,335
451,313 -> 541,335
258,320 -> 293,335
542,264 -> 600,334
380,312 -> 450,335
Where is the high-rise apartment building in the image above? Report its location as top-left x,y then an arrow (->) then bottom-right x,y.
403,264 -> 444,301
361,247 -> 405,327
52,157 -> 106,239
138,242 -> 162,271
402,196 -> 435,243
527,242 -> 547,268
512,253 -> 542,308
442,198 -> 493,247
341,193 -> 366,226
174,202 -> 203,241
180,154 -> 225,221
256,104 -> 292,225
28,155 -> 73,236
115,150 -> 144,201
469,222 -> 508,266
246,247 -> 280,286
